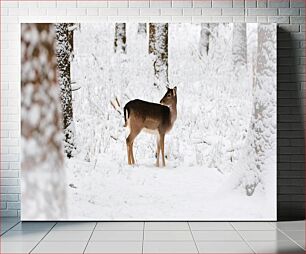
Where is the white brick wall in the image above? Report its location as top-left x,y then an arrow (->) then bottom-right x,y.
0,0 -> 305,218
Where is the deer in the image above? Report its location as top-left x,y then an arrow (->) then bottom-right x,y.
123,86 -> 177,167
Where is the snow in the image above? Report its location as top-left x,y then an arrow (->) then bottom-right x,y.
34,23 -> 277,220
66,157 -> 275,220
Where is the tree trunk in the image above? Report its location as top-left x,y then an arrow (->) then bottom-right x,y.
232,23 -> 247,68
114,23 -> 127,53
244,24 -> 277,196
137,23 -> 147,35
199,23 -> 210,56
21,23 -> 67,219
253,23 -> 276,170
68,23 -> 74,62
149,23 -> 169,87
55,23 -> 75,159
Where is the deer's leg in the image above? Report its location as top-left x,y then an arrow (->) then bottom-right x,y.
126,127 -> 141,165
126,138 -> 132,165
156,134 -> 161,167
160,133 -> 166,167
130,141 -> 136,164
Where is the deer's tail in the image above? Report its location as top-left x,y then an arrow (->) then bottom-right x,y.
123,105 -> 129,127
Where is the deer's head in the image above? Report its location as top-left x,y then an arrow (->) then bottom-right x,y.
160,86 -> 177,107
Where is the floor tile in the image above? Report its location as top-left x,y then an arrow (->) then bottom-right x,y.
145,222 -> 190,230
11,222 -> 55,231
0,230 -> 47,242
1,217 -> 20,224
276,221 -> 305,231
143,241 -> 198,253
282,230 -> 305,249
52,222 -> 96,231
1,222 -> 20,233
96,222 -> 144,231
1,227 -> 13,234
239,230 -> 291,241
283,230 -> 305,241
144,230 -> 193,241
85,241 -> 142,253
192,230 -> 242,241
0,241 -> 37,253
90,230 -> 143,241
1,221 -> 20,228
197,241 -> 253,253
295,240 -> 305,250
232,222 -> 276,230
189,222 -> 234,231
42,230 -> 92,242
32,241 -> 87,253
249,240 -> 304,253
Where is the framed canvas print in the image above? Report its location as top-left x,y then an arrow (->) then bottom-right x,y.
21,23 -> 277,220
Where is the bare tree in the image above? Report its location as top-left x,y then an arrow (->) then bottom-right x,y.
55,23 -> 75,158
21,23 -> 67,219
114,23 -> 127,53
149,23 -> 169,87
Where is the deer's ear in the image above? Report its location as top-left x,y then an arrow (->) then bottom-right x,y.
173,86 -> 177,96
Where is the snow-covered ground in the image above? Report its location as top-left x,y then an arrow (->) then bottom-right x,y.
66,157 -> 275,220
66,23 -> 276,220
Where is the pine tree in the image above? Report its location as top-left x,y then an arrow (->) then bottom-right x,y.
21,23 -> 67,219
55,23 -> 75,158
149,23 -> 169,87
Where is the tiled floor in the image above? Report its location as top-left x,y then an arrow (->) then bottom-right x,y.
0,218 -> 304,253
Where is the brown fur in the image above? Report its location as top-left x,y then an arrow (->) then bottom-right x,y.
124,87 -> 177,167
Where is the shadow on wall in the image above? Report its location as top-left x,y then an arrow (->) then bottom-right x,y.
277,27 -> 305,221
